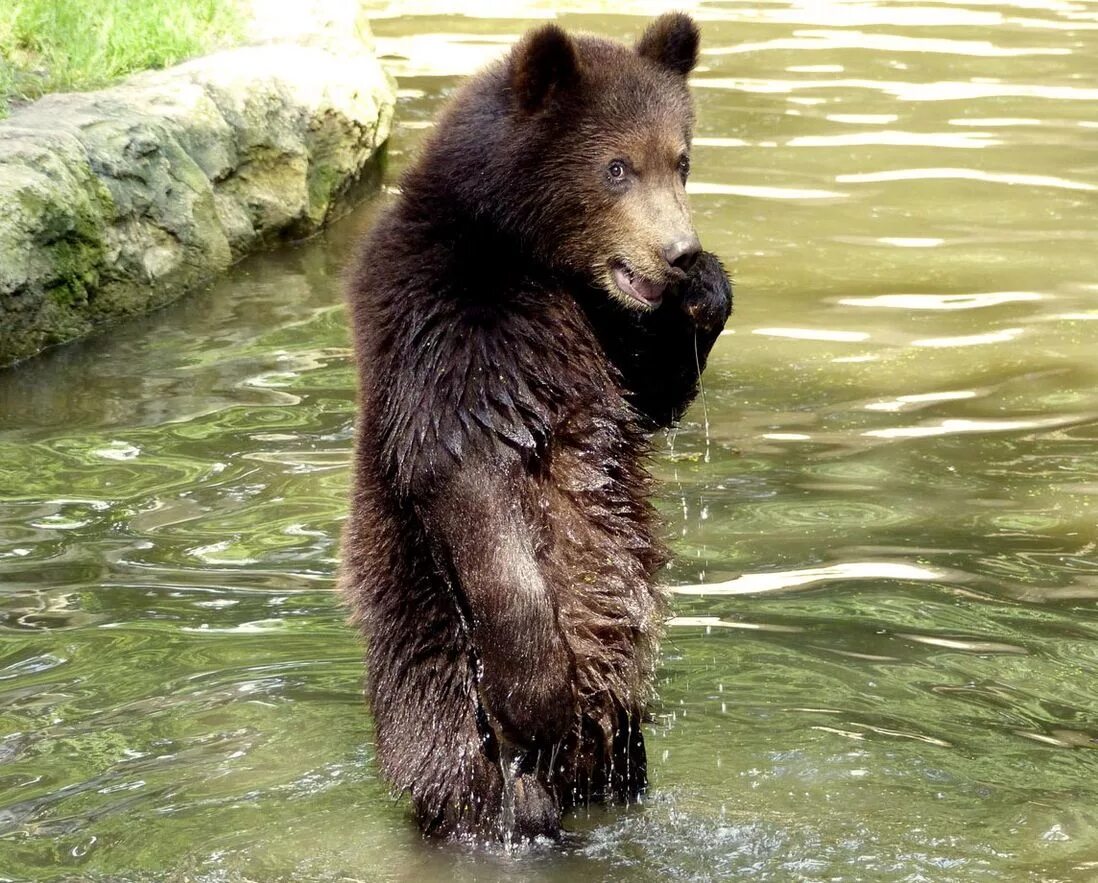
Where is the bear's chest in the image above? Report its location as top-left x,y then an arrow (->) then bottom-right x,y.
527,299 -> 659,562
531,384 -> 665,645
534,403 -> 665,707
496,291 -> 665,597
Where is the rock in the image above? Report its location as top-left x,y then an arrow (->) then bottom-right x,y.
0,24 -> 394,367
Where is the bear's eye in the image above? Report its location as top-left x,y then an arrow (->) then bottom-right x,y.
678,154 -> 691,179
607,160 -> 627,182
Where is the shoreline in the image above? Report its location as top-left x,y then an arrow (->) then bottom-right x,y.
0,1 -> 395,368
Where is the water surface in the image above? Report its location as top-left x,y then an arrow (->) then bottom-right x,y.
3,1 -> 1098,879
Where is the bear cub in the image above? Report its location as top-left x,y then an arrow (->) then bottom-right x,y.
340,12 -> 733,842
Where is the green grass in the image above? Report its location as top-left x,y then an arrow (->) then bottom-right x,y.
0,0 -> 244,117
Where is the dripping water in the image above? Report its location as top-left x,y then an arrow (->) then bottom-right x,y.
498,744 -> 523,853
693,331 -> 711,464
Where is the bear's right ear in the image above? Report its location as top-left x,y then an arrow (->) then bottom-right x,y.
510,24 -> 580,113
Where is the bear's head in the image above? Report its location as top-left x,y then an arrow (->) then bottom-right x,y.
410,13 -> 703,312
507,13 -> 702,310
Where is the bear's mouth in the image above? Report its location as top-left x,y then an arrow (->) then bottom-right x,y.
611,262 -> 666,307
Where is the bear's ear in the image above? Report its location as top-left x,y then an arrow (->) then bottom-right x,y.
510,24 -> 580,113
635,12 -> 700,77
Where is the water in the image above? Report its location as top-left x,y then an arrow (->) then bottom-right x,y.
2,1 -> 1098,879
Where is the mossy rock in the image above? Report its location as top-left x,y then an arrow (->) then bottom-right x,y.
0,34 -> 395,367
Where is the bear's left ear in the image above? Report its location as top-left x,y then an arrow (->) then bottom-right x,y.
511,24 -> 581,113
635,12 -> 700,77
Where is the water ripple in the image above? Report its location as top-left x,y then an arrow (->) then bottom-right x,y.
671,561 -> 944,596
837,167 -> 1098,191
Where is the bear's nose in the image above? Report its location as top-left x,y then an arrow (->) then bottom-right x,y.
662,235 -> 701,272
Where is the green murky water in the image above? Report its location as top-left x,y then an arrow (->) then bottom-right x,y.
3,1 -> 1098,879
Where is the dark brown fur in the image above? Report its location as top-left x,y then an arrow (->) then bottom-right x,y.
340,13 -> 732,842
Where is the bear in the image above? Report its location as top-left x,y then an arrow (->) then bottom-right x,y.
339,12 -> 733,843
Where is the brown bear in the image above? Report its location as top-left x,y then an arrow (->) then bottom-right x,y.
340,12 -> 732,843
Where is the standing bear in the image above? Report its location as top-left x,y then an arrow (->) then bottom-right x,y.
340,12 -> 733,842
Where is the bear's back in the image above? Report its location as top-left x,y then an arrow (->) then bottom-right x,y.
345,219 -> 666,703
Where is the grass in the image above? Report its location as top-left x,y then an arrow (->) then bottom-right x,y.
0,0 -> 244,117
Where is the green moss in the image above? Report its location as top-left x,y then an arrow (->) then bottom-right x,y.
45,244 -> 101,308
306,161 -> 340,225
0,0 -> 245,118
12,175 -> 108,317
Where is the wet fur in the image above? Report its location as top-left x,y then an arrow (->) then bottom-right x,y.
340,14 -> 732,842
